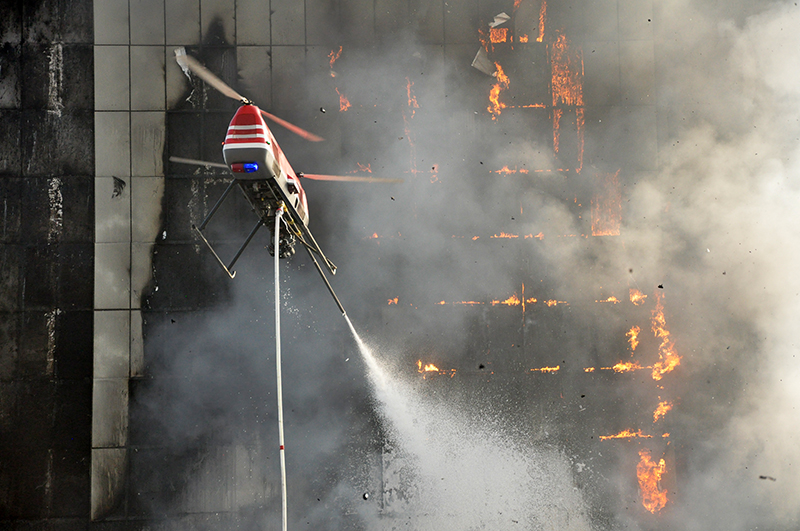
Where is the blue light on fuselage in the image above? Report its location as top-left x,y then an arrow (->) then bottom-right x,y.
231,162 -> 260,173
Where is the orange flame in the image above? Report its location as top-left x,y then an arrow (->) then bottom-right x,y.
492,294 -> 521,306
596,295 -> 620,304
328,46 -> 342,69
552,108 -> 563,153
550,33 -> 584,107
584,367 -> 596,373
356,162 -> 372,173
531,365 -> 560,373
488,63 -> 509,119
637,449 -> 668,513
591,170 -> 622,236
335,87 -> 351,111
491,232 -> 519,239
599,429 -> 653,441
609,361 -> 644,373
653,400 -> 673,422
387,298 -> 398,305
543,299 -> 567,307
406,77 -> 419,117
418,361 -> 439,372
518,34 -> 529,43
490,27 -> 509,43
627,325 -> 641,352
630,288 -> 647,306
493,166 -> 529,174
651,292 -> 681,380
537,1 -> 547,42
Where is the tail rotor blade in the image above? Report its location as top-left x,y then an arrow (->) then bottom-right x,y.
300,173 -> 403,183
175,48 -> 249,103
260,110 -> 325,142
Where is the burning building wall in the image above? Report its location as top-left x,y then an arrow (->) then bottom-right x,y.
2,0 -> 800,530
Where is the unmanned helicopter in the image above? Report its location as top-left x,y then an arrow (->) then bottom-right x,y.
171,48 -> 400,314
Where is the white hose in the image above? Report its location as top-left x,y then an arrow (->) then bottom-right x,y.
274,206 -> 288,531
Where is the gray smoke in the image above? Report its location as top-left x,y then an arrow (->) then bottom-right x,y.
131,1 -> 800,529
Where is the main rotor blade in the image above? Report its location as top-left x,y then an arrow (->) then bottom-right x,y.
260,110 -> 325,142
301,173 -> 404,183
175,48 -> 249,103
170,156 -> 229,170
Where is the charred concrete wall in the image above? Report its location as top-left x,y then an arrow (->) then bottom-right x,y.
0,0 -> 95,525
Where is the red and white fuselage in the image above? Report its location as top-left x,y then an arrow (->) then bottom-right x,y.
222,104 -> 309,225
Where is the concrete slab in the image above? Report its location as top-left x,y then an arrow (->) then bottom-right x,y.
166,0 -> 201,45
95,176 -> 131,244
165,46 -> 191,109
619,40 -> 654,106
131,242 -> 155,309
444,0 -> 477,44
584,105 -> 657,171
270,0 -> 305,45
95,111 -> 131,177
236,0 -> 271,46
412,0 -> 444,44
91,379 -> 129,447
0,44 -> 21,109
618,0 -> 653,41
270,46 -> 307,112
131,112 -> 166,176
305,0 -> 337,46
376,0 -> 409,38
131,177 -> 165,243
131,46 -> 166,110
94,0 -> 130,45
201,0 -> 236,45
94,242 -> 132,310
90,447 -> 127,520
0,110 -> 22,175
94,46 -> 130,111
130,310 -> 144,377
340,0 -> 376,43
237,46 -> 271,105
131,0 -> 166,44
93,310 -> 130,379
583,41 -> 621,107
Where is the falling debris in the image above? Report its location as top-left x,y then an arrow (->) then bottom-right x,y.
759,475 -> 777,482
489,12 -> 511,28
174,47 -> 192,79
471,48 -> 496,76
